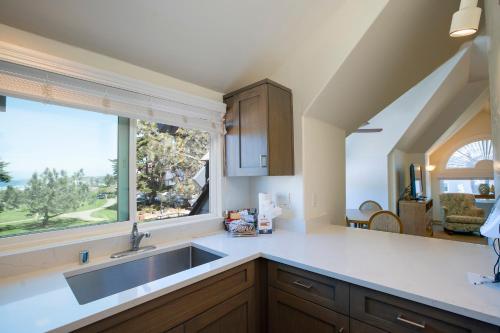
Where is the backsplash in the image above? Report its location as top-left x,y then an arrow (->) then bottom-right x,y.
0,219 -> 222,279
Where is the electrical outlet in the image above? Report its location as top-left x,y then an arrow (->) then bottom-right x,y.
277,192 -> 290,208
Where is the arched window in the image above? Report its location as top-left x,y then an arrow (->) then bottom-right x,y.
446,139 -> 493,169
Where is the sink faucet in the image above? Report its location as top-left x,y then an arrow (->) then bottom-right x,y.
131,222 -> 151,251
110,222 -> 155,258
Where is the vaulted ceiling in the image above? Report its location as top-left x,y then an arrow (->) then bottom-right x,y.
0,0 -> 344,93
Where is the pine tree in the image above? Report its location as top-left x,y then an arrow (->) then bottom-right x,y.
0,160 -> 11,183
136,121 -> 209,208
24,168 -> 90,224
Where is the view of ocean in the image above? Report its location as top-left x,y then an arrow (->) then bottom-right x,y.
0,179 -> 28,189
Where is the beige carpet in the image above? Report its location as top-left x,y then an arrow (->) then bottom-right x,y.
432,224 -> 487,245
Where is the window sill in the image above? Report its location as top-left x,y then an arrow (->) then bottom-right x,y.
0,215 -> 224,257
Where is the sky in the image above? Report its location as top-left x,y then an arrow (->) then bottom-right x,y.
0,97 -> 117,180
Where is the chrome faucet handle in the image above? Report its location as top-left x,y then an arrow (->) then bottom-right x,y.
110,223 -> 155,258
129,222 -> 151,251
131,222 -> 139,237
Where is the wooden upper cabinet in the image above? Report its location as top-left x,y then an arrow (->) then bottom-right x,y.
224,79 -> 294,177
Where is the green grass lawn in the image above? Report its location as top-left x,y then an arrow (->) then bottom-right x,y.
0,209 -> 34,223
0,199 -> 116,237
0,217 -> 117,237
75,198 -> 107,212
0,199 -> 107,225
91,203 -> 117,221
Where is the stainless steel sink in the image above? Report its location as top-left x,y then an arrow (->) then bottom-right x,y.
65,245 -> 223,305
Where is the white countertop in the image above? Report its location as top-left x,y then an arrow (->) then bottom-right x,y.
1,225 -> 500,332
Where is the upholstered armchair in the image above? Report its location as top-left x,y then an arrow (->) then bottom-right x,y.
439,193 -> 485,233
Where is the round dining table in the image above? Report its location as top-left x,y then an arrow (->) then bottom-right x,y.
345,209 -> 378,228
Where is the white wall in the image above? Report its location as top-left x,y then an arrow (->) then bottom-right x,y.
249,176 -> 305,232
302,117 -> 346,228
346,49 -> 467,209
222,177 -> 251,211
388,149 -> 406,212
485,1 -> 500,198
387,150 -> 427,212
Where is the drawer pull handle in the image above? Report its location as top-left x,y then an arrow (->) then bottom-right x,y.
396,314 -> 426,329
292,280 -> 313,289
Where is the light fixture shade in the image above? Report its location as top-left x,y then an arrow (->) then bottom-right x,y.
426,165 -> 436,172
449,5 -> 482,37
480,199 -> 500,238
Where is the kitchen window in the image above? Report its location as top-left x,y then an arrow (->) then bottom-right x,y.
439,179 -> 494,194
135,120 -> 210,223
0,97 -> 128,237
0,60 -> 223,239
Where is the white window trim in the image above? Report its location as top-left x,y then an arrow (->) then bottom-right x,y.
0,41 -> 225,247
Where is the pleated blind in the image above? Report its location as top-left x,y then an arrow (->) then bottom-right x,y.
0,60 -> 224,132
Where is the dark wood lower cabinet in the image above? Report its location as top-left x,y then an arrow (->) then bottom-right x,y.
74,262 -> 255,333
75,259 -> 499,333
166,325 -> 186,333
350,285 -> 498,333
184,288 -> 255,333
268,287 -> 349,333
350,319 -> 387,333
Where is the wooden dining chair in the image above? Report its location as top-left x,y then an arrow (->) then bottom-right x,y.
359,200 -> 383,212
368,210 -> 403,234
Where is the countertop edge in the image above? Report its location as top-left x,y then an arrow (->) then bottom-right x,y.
261,254 -> 500,326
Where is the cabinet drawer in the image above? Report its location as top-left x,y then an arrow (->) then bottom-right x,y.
75,261 -> 255,333
350,285 -> 498,333
269,286 -> 349,333
268,261 -> 349,315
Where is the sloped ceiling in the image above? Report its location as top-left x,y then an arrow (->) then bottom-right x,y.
305,0 -> 468,135
0,0 -> 345,93
396,37 -> 490,153
426,88 -> 490,156
400,81 -> 488,153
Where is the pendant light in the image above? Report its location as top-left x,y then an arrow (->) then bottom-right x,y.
449,0 -> 482,37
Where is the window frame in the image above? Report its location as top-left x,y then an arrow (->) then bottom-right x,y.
439,178 -> 494,194
0,42 -> 224,246
445,138 -> 493,169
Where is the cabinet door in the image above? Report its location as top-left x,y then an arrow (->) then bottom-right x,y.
225,84 -> 268,176
268,287 -> 349,333
350,319 -> 387,333
267,84 -> 294,176
185,288 -> 255,333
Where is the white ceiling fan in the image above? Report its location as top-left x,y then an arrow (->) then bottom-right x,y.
353,121 -> 383,133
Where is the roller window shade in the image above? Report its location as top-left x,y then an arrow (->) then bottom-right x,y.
0,60 -> 224,132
